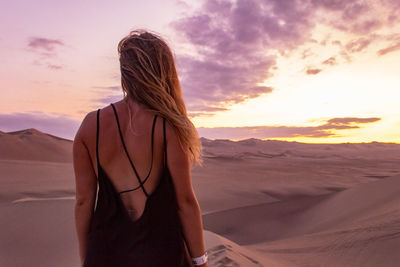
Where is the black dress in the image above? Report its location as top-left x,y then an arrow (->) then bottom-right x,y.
83,103 -> 192,267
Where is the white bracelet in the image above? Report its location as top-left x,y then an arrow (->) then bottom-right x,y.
192,251 -> 208,266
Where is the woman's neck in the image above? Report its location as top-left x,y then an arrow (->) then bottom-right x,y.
124,97 -> 142,112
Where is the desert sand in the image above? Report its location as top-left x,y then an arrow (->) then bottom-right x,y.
1,128 -> 400,266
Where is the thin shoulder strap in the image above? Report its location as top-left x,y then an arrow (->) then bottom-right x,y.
111,103 -> 147,197
110,103 -> 157,197
142,114 -> 158,183
96,108 -> 100,168
117,114 -> 158,196
163,117 -> 167,168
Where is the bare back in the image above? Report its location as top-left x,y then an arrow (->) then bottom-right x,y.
81,99 -> 192,266
95,100 -> 164,222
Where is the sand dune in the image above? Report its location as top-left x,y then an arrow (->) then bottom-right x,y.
0,128 -> 72,162
203,174 -> 400,245
0,159 -> 74,203
203,193 -> 332,245
193,138 -> 400,215
1,128 -> 400,266
248,174 -> 400,267
203,230 -> 292,267
284,174 -> 400,236
2,194 -> 275,266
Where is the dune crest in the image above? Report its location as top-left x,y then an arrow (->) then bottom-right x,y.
0,128 -> 72,162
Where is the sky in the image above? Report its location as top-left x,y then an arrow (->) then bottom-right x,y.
0,0 -> 399,143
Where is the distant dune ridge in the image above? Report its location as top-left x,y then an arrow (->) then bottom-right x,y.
0,128 -> 72,162
1,128 -> 400,266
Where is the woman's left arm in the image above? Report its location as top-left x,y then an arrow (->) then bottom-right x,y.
72,113 -> 98,265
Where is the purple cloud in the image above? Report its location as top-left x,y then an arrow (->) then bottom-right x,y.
188,112 -> 217,118
162,0 -> 400,120
345,37 -> 373,53
197,116 -> 381,139
170,0 -> 315,113
32,60 -> 64,70
28,37 -> 64,52
188,104 -> 230,118
321,33 -> 381,69
47,64 -> 63,70
93,93 -> 124,106
89,86 -> 124,108
350,19 -> 382,35
173,0 -> 191,10
92,85 -> 122,92
170,0 -> 398,115
310,0 -> 382,34
27,37 -> 66,70
189,104 -> 230,112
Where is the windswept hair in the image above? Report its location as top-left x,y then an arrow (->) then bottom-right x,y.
118,29 -> 203,166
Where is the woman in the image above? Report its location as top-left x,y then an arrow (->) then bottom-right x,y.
73,29 -> 208,267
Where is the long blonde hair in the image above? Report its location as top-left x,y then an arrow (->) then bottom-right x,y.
118,29 -> 203,166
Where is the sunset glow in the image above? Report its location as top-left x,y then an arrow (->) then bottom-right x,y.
0,0 -> 399,143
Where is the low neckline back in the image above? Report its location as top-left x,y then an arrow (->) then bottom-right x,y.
97,162 -> 167,225
84,103 -> 192,266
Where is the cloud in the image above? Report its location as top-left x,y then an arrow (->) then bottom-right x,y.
27,37 -> 66,70
32,60 -> 63,70
349,19 -> 382,35
178,55 -> 275,108
93,94 -> 124,106
306,68 -> 323,75
325,117 -> 380,124
92,85 -> 122,92
301,48 -> 314,59
47,64 -> 63,70
188,112 -> 217,118
310,0 -> 383,34
90,85 -> 125,107
168,0 -> 400,116
0,111 -> 80,140
322,56 -> 337,66
28,37 -> 64,52
197,116 -> 381,139
377,41 -> 400,56
170,0 -> 314,112
173,0 -> 191,10
328,33 -> 380,66
189,104 -> 230,112
188,104 -> 230,118
345,37 -> 373,53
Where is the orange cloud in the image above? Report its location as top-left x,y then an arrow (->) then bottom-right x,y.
306,68 -> 323,75
197,117 -> 381,139
377,41 -> 400,56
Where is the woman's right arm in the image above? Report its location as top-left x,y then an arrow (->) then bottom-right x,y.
164,121 -> 208,267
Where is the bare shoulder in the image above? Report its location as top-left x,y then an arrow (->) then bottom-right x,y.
73,109 -> 99,144
163,118 -> 175,143
163,118 -> 189,155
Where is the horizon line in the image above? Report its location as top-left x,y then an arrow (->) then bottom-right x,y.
2,127 -> 400,145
